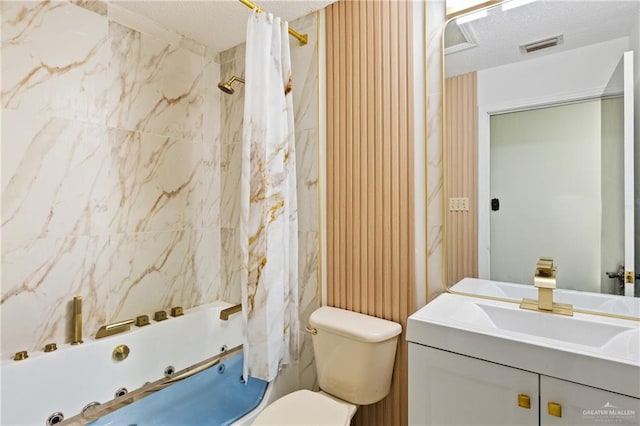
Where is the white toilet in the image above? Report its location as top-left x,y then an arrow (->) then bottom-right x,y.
252,306 -> 402,425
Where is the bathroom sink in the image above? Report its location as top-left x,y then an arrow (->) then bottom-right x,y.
413,293 -> 636,353
407,293 -> 640,398
451,277 -> 640,317
475,303 -> 633,349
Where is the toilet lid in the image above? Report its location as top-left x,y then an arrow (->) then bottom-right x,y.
251,390 -> 350,425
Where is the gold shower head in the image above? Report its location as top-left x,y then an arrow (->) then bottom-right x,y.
218,76 -> 245,95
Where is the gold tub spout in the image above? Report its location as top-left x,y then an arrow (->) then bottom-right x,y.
220,304 -> 242,320
96,318 -> 135,339
71,296 -> 84,345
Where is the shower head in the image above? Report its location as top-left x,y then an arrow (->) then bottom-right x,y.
218,81 -> 234,94
218,76 -> 245,95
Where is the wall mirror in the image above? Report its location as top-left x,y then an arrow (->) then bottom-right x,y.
442,0 -> 640,317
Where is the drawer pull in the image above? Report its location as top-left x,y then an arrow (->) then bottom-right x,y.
517,394 -> 531,409
548,402 -> 562,417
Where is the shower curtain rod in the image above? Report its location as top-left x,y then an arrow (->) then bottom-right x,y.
238,0 -> 309,45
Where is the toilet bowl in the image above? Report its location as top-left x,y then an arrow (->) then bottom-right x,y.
252,390 -> 354,425
251,306 -> 402,425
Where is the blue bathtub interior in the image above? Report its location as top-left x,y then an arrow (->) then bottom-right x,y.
90,354 -> 268,426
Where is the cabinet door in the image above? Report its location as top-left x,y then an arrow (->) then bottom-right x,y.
409,344 -> 538,426
541,375 -> 640,425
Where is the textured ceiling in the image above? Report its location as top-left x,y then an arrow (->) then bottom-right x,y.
446,0 -> 640,77
113,0 -> 337,54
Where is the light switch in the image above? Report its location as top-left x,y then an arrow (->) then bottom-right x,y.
448,197 -> 470,212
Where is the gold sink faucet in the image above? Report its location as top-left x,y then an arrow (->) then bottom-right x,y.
534,257 -> 556,311
520,257 -> 573,316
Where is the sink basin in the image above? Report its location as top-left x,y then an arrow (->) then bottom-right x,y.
476,304 -> 633,349
416,293 -> 637,354
407,293 -> 640,398
603,328 -> 640,358
451,277 -> 640,317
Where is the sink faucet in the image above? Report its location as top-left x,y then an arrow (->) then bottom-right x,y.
534,257 -> 556,311
520,257 -> 573,316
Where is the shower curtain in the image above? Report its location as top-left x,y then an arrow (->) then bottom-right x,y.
240,11 -> 299,382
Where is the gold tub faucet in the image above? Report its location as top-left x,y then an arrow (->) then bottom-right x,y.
220,304 -> 242,320
95,318 -> 135,339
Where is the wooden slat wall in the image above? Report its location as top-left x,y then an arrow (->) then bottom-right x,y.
326,1 -> 415,425
445,72 -> 478,286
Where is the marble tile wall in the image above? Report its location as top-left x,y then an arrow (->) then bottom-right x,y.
426,0 -> 446,302
217,12 -> 320,390
1,1 -> 221,358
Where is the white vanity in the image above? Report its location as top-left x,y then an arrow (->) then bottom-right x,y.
407,293 -> 640,425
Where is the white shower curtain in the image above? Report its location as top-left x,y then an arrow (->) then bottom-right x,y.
240,11 -> 299,382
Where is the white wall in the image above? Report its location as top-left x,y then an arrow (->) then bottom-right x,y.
476,36 -> 631,283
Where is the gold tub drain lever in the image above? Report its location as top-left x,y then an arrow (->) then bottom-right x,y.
112,344 -> 130,361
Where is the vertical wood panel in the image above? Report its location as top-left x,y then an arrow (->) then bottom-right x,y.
326,1 -> 416,425
359,1 -> 368,312
365,6 -> 376,394
445,72 -> 478,285
351,0 -> 361,313
373,0 -> 384,320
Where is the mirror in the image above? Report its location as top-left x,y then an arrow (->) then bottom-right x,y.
442,0 -> 640,315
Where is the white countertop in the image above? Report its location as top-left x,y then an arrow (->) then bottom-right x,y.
407,293 -> 640,398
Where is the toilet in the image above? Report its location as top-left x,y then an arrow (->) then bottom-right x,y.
252,306 -> 402,425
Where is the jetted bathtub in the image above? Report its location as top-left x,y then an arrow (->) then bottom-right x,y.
0,302 -> 273,425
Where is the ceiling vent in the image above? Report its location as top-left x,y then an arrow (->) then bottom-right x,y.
520,35 -> 564,54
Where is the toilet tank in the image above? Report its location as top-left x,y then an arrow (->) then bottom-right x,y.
309,307 -> 402,405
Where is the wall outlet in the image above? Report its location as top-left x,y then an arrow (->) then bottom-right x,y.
449,197 -> 469,212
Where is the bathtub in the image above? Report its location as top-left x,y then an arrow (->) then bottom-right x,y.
86,351 -> 267,426
0,302 -> 273,425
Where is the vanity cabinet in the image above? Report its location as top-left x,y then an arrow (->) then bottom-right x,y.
409,344 -> 538,425
540,376 -> 639,426
409,344 -> 640,426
